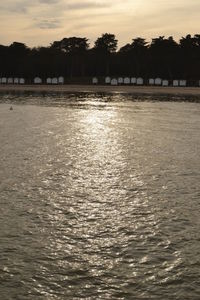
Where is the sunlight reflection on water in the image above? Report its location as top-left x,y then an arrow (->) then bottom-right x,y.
0,94 -> 200,299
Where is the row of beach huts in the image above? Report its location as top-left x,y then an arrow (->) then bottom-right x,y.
0,76 -> 65,84
0,76 -> 198,87
92,77 -> 188,87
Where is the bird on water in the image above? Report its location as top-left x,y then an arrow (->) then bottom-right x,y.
10,106 -> 13,110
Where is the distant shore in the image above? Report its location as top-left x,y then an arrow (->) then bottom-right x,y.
1,84 -> 200,98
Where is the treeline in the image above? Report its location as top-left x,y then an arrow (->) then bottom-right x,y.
1,33 -> 200,80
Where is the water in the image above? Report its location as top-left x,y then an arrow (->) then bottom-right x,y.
0,93 -> 200,299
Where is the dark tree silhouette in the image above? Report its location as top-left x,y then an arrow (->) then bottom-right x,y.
94,33 -> 118,53
119,38 -> 148,76
179,34 -> 200,80
51,37 -> 89,53
93,33 -> 118,75
51,37 -> 89,77
1,34 -> 200,83
149,36 -> 179,78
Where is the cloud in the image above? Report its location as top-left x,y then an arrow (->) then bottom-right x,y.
39,0 -> 60,3
66,1 -> 111,10
0,0 -> 113,16
0,0 -> 200,47
34,19 -> 61,29
0,0 -> 30,14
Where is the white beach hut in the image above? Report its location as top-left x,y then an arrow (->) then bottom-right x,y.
46,78 -> 52,84
8,78 -> 13,84
2,78 -> 7,84
149,78 -> 155,85
92,77 -> 98,84
34,77 -> 42,84
58,76 -> 64,84
118,77 -> 123,84
105,76 -> 111,84
173,80 -> 179,87
131,77 -> 136,84
19,78 -> 25,84
179,80 -> 186,87
124,77 -> 130,85
155,78 -> 162,85
136,78 -> 143,85
162,80 -> 169,87
111,78 -> 118,85
52,78 -> 58,84
14,78 -> 19,84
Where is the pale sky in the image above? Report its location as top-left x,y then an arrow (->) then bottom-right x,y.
0,0 -> 200,48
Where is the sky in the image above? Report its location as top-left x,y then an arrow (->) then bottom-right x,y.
0,0 -> 200,48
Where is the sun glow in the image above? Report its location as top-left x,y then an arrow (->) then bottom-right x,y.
0,0 -> 199,47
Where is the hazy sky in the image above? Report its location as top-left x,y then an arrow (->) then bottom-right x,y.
0,0 -> 200,48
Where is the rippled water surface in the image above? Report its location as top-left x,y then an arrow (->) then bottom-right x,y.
0,93 -> 200,299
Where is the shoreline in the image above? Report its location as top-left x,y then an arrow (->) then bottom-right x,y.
1,84 -> 200,98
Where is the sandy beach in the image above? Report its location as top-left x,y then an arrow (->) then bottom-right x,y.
1,84 -> 200,98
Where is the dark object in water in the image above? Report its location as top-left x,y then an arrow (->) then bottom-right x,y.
10,106 -> 13,110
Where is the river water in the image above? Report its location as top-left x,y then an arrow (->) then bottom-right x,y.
0,93 -> 200,299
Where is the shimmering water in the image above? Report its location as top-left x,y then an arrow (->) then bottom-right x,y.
0,93 -> 200,299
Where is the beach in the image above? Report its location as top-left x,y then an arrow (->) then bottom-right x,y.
1,84 -> 200,98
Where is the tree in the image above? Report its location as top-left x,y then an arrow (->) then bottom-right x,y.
51,37 -> 89,54
1,34 -> 200,81
149,36 -> 179,78
179,34 -> 196,51
119,38 -> 148,76
9,42 -> 29,56
3,42 -> 30,77
51,37 -> 89,77
179,35 -> 200,79
92,33 -> 118,75
94,33 -> 118,53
